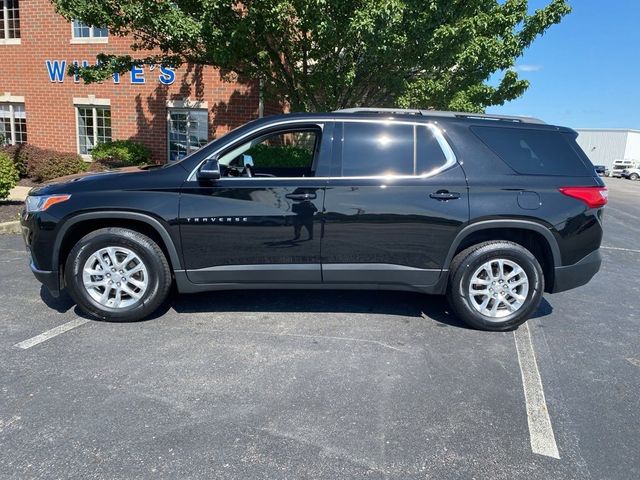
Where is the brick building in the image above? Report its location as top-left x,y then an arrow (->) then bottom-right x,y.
0,0 -> 275,163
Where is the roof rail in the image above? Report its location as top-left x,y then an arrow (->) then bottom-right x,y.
334,107 -> 546,124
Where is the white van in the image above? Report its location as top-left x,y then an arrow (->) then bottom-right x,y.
611,159 -> 638,177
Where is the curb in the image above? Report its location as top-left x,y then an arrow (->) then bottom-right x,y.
0,221 -> 21,235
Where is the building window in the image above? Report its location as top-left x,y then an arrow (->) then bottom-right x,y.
168,109 -> 208,161
0,103 -> 27,145
71,20 -> 108,42
77,106 -> 111,155
0,0 -> 20,41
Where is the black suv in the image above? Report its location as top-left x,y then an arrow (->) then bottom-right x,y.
21,109 -> 607,331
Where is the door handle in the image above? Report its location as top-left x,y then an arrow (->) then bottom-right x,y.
429,190 -> 461,201
286,193 -> 317,200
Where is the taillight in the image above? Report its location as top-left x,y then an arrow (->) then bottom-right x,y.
559,186 -> 608,208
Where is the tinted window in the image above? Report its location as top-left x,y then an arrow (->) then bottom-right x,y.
342,123 -> 414,176
472,126 -> 592,176
218,129 -> 319,177
416,126 -> 448,174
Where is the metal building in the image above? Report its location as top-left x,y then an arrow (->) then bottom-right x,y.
576,129 -> 640,169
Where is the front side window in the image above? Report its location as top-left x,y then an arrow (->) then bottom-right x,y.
72,20 -> 108,39
0,102 -> 26,145
217,129 -> 320,178
77,106 -> 111,155
168,109 -> 208,161
0,0 -> 20,40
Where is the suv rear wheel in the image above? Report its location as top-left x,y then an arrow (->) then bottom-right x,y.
447,241 -> 544,331
65,227 -> 172,322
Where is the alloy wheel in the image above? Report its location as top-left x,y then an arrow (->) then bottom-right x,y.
467,258 -> 529,319
82,246 -> 149,309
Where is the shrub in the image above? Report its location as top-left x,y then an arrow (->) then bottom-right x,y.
28,152 -> 88,182
0,144 -> 89,182
0,152 -> 19,200
246,144 -> 312,168
0,143 -> 31,177
91,140 -> 151,168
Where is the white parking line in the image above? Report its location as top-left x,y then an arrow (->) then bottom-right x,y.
601,245 -> 640,254
514,323 -> 560,459
14,318 -> 89,350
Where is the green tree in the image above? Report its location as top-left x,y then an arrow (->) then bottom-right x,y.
52,0 -> 570,113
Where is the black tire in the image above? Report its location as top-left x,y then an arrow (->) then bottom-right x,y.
630,173 -> 639,181
446,241 -> 544,331
64,227 -> 172,322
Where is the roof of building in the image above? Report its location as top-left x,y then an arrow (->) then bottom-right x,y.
575,128 -> 640,134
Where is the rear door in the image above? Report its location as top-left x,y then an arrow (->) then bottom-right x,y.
321,120 -> 469,287
179,121 -> 332,284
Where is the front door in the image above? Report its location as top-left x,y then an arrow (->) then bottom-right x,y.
322,120 -> 469,287
180,122 -> 332,284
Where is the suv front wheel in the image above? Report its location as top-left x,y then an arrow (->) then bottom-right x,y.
447,241 -> 544,331
65,227 -> 172,322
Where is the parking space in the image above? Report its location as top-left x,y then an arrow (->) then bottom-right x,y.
1,178 -> 638,479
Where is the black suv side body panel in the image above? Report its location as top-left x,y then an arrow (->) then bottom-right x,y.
179,179 -> 327,284
440,120 -> 604,291
21,165 -> 186,295
20,112 -> 604,299
322,165 -> 469,287
179,120 -> 333,285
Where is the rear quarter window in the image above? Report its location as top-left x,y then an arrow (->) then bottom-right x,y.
471,126 -> 593,176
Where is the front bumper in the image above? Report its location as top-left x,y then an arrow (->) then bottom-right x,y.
29,262 -> 60,297
22,210 -> 61,298
551,249 -> 602,293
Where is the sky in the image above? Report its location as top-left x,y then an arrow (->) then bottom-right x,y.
486,0 -> 640,130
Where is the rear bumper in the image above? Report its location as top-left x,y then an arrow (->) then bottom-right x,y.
30,262 -> 60,298
551,249 -> 602,293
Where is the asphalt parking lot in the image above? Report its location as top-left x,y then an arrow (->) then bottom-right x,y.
1,178 -> 638,479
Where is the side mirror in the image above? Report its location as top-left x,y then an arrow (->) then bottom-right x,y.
197,158 -> 221,180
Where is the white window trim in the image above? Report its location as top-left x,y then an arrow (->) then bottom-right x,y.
166,99 -> 209,109
1,0 -> 20,43
70,21 -> 108,44
0,101 -> 26,146
75,100 -> 111,159
73,95 -> 110,107
0,93 -> 25,103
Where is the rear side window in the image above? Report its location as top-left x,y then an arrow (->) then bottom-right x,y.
471,126 -> 592,176
342,122 -> 414,176
341,122 -> 449,176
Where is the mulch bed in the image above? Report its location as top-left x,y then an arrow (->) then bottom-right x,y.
0,201 -> 24,223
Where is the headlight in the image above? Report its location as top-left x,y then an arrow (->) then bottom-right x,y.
25,194 -> 71,213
